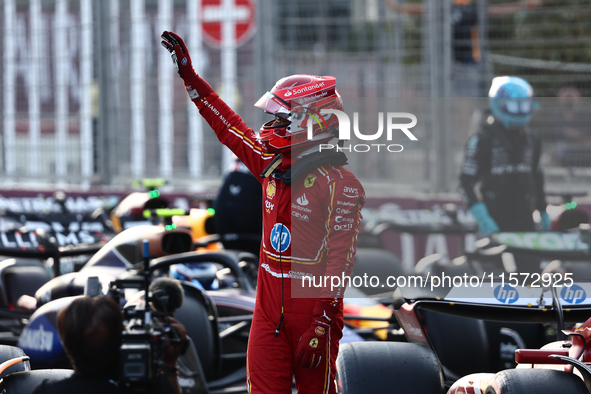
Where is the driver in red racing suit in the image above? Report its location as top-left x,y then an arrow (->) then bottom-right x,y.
162,32 -> 365,393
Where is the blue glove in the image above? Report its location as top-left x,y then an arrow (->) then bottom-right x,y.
540,211 -> 551,231
470,202 -> 500,236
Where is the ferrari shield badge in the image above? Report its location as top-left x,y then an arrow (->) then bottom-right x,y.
304,174 -> 316,188
267,179 -> 276,199
309,338 -> 319,348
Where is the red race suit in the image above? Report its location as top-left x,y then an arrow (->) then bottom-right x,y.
188,78 -> 365,394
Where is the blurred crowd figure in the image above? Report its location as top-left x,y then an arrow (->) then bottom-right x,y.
551,86 -> 591,167
213,157 -> 263,256
388,0 -> 541,97
459,76 -> 548,237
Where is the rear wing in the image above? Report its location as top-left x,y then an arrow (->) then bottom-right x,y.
397,281 -> 591,323
0,243 -> 103,277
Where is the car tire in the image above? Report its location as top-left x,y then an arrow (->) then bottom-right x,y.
0,370 -> 74,394
421,310 -> 490,377
0,346 -> 29,379
336,342 -> 444,394
484,369 -> 587,394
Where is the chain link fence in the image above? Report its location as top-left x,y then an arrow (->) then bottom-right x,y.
1,0 -> 590,194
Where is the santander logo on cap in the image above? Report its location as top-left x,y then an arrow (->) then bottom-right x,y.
284,90 -> 292,97
289,82 -> 326,96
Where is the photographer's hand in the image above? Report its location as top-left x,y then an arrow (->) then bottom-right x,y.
163,317 -> 188,394
164,316 -> 188,364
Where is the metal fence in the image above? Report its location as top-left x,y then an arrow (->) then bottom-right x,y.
1,0 -> 591,194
